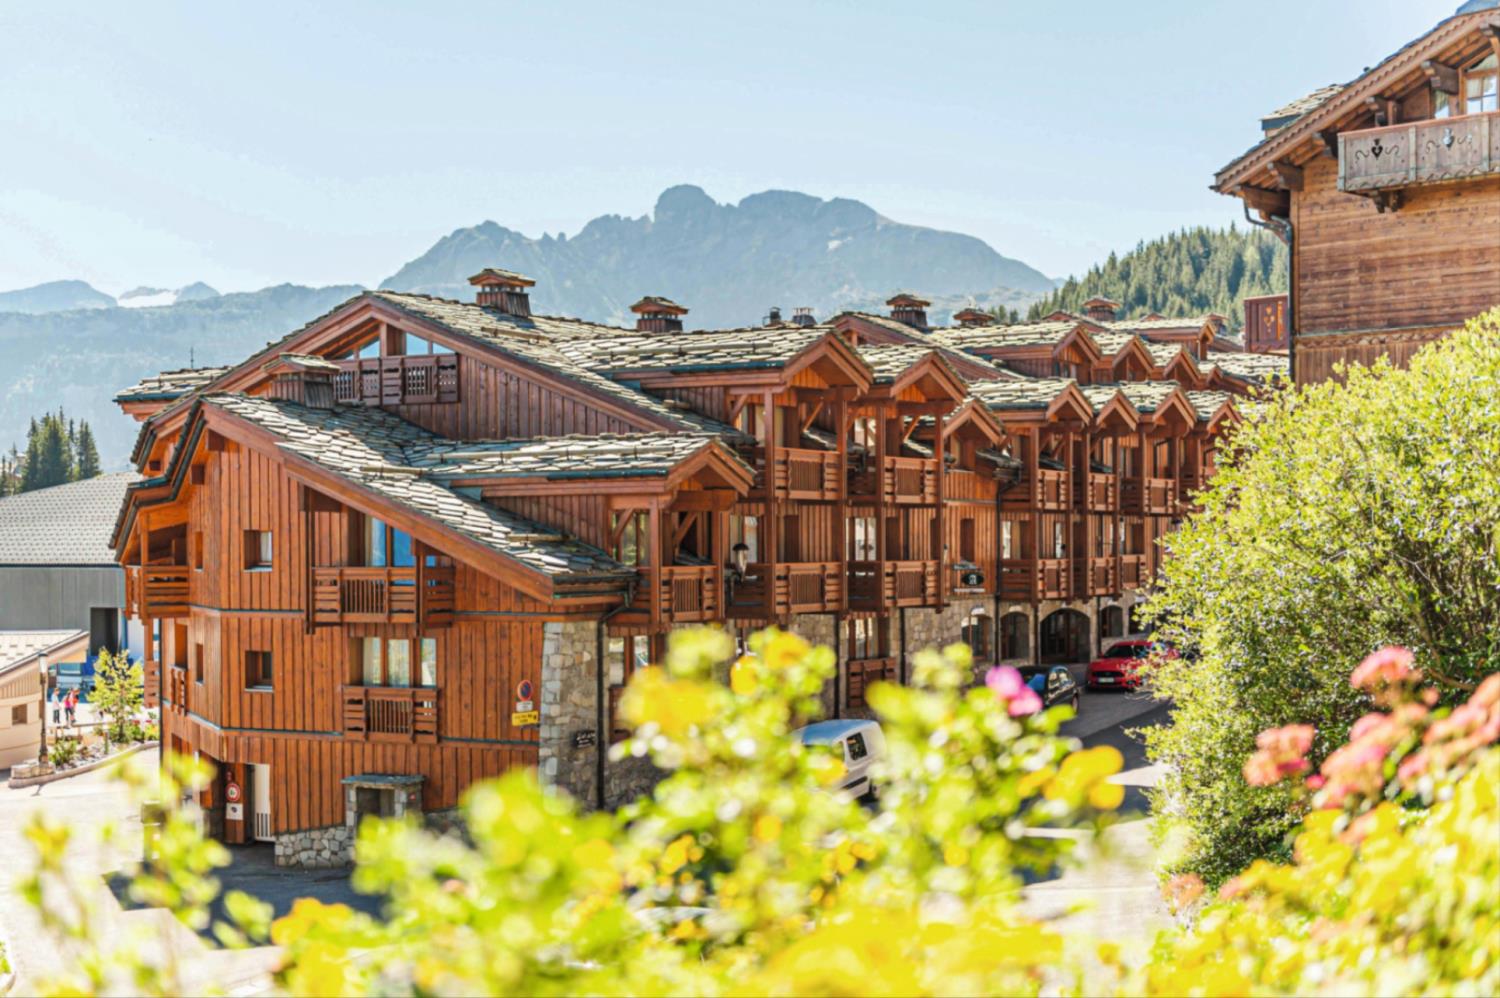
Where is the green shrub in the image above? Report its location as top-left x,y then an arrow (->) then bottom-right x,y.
49,735 -> 80,767
1145,310 -> 1500,883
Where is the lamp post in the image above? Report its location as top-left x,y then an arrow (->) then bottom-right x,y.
37,653 -> 48,766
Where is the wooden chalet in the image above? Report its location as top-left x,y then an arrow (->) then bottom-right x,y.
112,271 -> 1247,863
1214,2 -> 1500,382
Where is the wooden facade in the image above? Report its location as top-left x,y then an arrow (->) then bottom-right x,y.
1214,7 -> 1500,381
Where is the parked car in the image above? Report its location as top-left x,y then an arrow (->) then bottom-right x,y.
1019,664 -> 1081,713
1086,640 -> 1178,691
796,719 -> 885,801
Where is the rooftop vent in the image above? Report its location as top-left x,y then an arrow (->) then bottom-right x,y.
631,296 -> 688,333
469,268 -> 535,317
1082,296 -> 1121,322
952,307 -> 993,328
791,307 -> 816,328
262,353 -> 340,409
764,306 -> 783,326
887,292 -> 931,330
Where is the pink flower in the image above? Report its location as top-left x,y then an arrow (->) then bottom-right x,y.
1349,712 -> 1387,742
1007,687 -> 1042,717
1472,673 -> 1500,710
1304,774 -> 1326,790
1243,751 -> 1281,787
1350,647 -> 1415,691
1256,723 -> 1315,757
985,666 -> 1025,699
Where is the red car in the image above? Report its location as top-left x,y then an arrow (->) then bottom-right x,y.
1086,640 -> 1178,691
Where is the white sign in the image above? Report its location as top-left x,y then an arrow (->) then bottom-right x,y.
226,802 -> 244,821
515,700 -> 534,712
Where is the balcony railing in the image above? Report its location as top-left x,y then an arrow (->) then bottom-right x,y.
850,457 -> 940,505
848,560 -> 941,609
1122,477 -> 1175,515
1003,469 -> 1070,511
165,665 -> 188,710
725,562 -> 844,617
332,355 -> 459,406
1339,110 -> 1500,193
1083,473 -> 1118,512
1081,556 -> 1119,597
753,447 -> 842,501
340,685 -> 439,743
655,565 -> 723,622
846,657 -> 898,710
1120,554 -> 1149,591
312,565 -> 455,626
999,559 -> 1070,601
125,565 -> 190,619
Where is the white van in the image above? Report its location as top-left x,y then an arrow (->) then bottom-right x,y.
795,719 -> 886,801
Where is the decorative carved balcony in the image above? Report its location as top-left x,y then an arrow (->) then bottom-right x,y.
726,562 -> 843,617
1122,477 -> 1176,515
1082,473 -> 1118,512
1003,469 -> 1070,511
999,558 -> 1070,601
332,355 -> 459,406
1080,557 -> 1119,597
1339,110 -> 1500,195
752,447 -> 842,501
848,560 -> 941,610
312,565 -> 455,627
165,665 -> 189,711
850,457 -> 940,505
125,565 -> 190,619
656,565 -> 724,622
1120,554 -> 1149,591
340,685 -> 439,743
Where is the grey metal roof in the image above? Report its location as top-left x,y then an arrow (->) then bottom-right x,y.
0,473 -> 141,565
199,395 -> 636,582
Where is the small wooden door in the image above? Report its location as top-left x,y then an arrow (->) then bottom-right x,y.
251,763 -> 273,842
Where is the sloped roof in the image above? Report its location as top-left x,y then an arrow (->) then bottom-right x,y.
407,432 -> 751,482
929,321 -> 1078,351
1210,352 -> 1290,384
0,473 -> 140,565
1185,390 -> 1239,421
550,323 -> 831,374
199,395 -> 634,582
0,630 -> 89,677
854,343 -> 955,384
114,367 -> 232,403
1114,381 -> 1182,414
967,377 -> 1078,412
1261,84 -> 1345,130
1102,316 -> 1216,334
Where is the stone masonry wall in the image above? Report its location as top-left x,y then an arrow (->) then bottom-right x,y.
275,823 -> 352,868
541,620 -> 599,806
788,613 -> 839,717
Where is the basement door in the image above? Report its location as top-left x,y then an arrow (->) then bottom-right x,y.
251,763 -> 273,842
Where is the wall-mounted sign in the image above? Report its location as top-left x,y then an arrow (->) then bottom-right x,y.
959,569 -> 985,588
511,710 -> 540,727
572,730 -> 597,748
225,781 -> 242,804
515,700 -> 534,713
226,802 -> 244,821
516,679 -> 534,701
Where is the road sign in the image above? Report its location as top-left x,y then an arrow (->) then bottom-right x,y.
225,781 -> 242,804
511,710 -> 540,727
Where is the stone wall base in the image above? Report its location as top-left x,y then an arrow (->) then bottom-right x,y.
275,823 -> 353,868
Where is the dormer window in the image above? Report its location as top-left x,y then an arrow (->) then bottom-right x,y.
1467,53 -> 1498,115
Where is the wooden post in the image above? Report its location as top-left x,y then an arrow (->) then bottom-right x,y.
932,410 -> 946,609
648,498 -> 662,630
762,389 -> 779,620
874,403 -> 889,611
833,395 -> 848,613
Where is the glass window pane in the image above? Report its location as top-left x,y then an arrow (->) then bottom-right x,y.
258,531 -> 273,565
388,641 -> 411,687
357,339 -> 379,359
391,529 -> 415,568
362,638 -> 383,686
366,518 -> 387,567
405,334 -> 429,354
432,340 -> 453,354
420,638 -> 437,686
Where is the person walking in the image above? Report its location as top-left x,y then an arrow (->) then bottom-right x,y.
50,686 -> 61,725
64,688 -> 77,728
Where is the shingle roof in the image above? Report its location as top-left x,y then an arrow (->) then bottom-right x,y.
1210,352 -> 1290,384
854,343 -> 952,384
967,377 -> 1078,412
1144,341 -> 1187,366
1185,390 -> 1239,421
550,323 -> 831,374
0,630 -> 88,677
407,432 -> 750,482
1102,316 -> 1213,334
199,395 -> 635,582
1114,381 -> 1181,414
114,367 -> 231,403
1261,84 -> 1345,129
929,321 -> 1078,351
0,473 -> 141,565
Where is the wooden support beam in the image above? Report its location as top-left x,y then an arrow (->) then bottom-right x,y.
1237,185 -> 1290,217
1314,129 -> 1340,159
800,400 -> 825,435
1363,96 -> 1388,127
1422,59 -> 1459,95
1270,160 -> 1304,191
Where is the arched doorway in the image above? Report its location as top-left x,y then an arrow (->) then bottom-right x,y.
1100,605 -> 1125,640
961,612 -> 993,662
1000,612 -> 1030,661
1040,609 -> 1091,664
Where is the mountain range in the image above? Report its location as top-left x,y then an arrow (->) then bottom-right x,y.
0,185 -> 1057,466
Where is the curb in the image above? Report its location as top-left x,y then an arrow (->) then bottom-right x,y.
6,741 -> 158,789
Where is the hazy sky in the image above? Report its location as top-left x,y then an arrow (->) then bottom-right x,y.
0,0 -> 1461,294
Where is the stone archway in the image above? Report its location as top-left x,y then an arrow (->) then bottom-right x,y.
1100,605 -> 1125,640
1039,608 -> 1091,664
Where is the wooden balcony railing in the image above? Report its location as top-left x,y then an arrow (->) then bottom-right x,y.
1083,473 -> 1118,512
312,565 -> 455,626
1122,478 -> 1175,515
999,559 -> 1070,601
851,457 -> 940,504
1339,110 -> 1500,193
655,565 -> 723,622
1120,554 -> 1149,591
332,354 -> 459,407
753,447 -> 842,501
1004,469 -> 1070,511
165,665 -> 189,711
125,565 -> 190,619
340,685 -> 439,743
847,560 -> 941,609
1081,557 -> 1119,597
846,657 -> 898,710
725,562 -> 843,617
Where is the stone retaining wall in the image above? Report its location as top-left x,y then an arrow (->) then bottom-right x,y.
275,823 -> 352,868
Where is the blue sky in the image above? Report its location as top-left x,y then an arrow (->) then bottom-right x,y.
0,0 -> 1461,294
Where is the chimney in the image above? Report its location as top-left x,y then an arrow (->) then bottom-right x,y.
1082,296 -> 1121,322
764,306 -> 783,326
469,268 -> 535,317
887,292 -> 931,329
631,296 -> 688,333
262,354 -> 339,409
791,307 -> 816,328
952,307 -> 993,328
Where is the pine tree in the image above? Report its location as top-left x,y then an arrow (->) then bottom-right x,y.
74,421 -> 101,480
20,411 -> 75,492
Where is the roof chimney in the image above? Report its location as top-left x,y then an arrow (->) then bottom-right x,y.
791,307 -> 816,328
262,354 -> 340,409
952,307 -> 993,328
887,292 -> 931,330
469,268 -> 535,317
631,296 -> 688,333
764,306 -> 783,326
1082,296 -> 1121,322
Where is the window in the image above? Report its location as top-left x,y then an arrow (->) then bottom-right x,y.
1000,520 -> 1014,560
730,514 -> 760,564
192,531 -> 204,571
245,650 -> 273,689
1001,612 -> 1030,660
1052,521 -> 1066,558
387,640 -> 411,687
1100,606 -> 1125,638
243,530 -> 272,570
12,703 -> 27,725
851,516 -> 877,561
358,637 -> 434,687
362,517 -> 416,570
848,616 -> 888,661
611,510 -> 649,567
1434,88 -> 1453,119
846,733 -> 869,762
361,637 -> 383,685
959,518 -> 976,563
961,612 -> 993,661
420,638 -> 437,687
607,634 -> 649,742
397,332 -> 454,355
194,643 -> 204,684
1466,53 -> 1498,115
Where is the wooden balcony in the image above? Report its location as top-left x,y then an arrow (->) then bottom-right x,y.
1122,478 -> 1176,515
753,447 -> 842,501
124,565 -> 190,619
1339,110 -> 1500,194
312,565 -> 455,627
1004,469 -> 1070,511
165,666 -> 189,711
340,685 -> 439,743
999,559 -> 1070,601
1082,473 -> 1118,512
846,657 -> 898,710
656,565 -> 724,622
1120,554 -> 1149,591
726,562 -> 843,617
850,457 -> 940,505
1080,557 -> 1119,597
332,354 -> 459,407
848,560 -> 941,610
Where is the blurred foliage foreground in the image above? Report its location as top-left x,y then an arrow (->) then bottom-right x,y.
19,629 -> 1500,996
